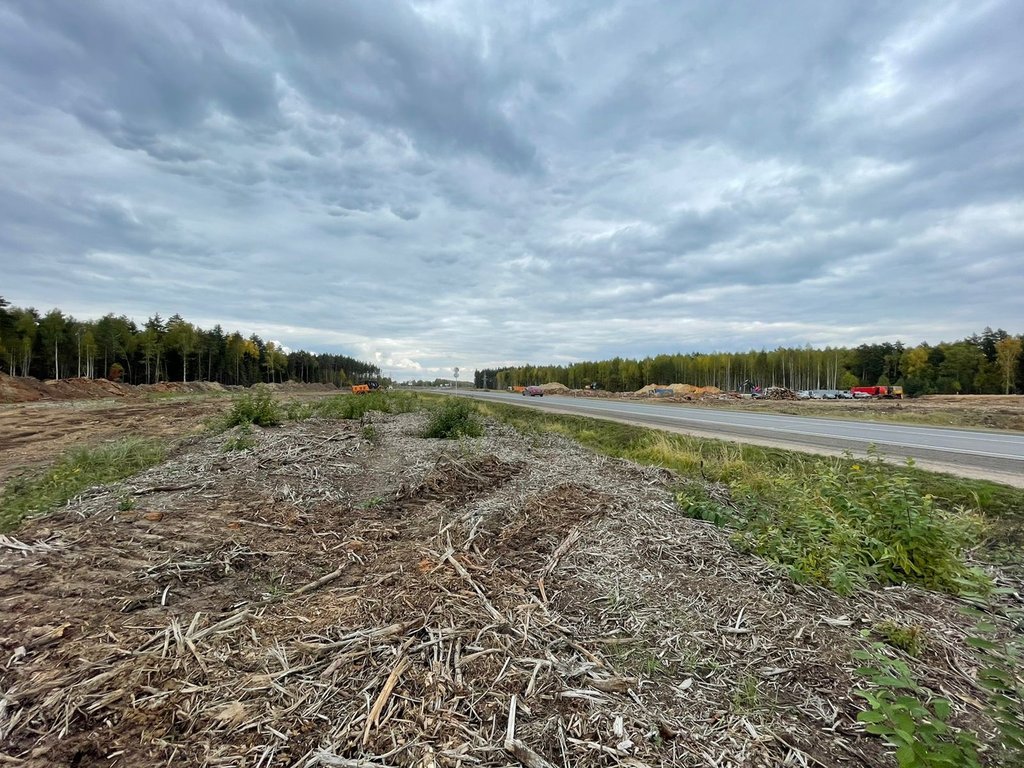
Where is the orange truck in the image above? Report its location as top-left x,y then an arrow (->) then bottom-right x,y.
351,384 -> 370,395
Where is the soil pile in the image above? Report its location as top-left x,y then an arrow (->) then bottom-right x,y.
0,374 -> 136,403
0,411 -> 1003,767
0,374 -> 338,404
538,381 -> 570,394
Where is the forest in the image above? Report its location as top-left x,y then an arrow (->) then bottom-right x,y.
475,328 -> 1024,396
0,297 -> 379,386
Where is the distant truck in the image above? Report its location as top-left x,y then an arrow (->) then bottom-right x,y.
850,386 -> 903,399
522,386 -> 544,397
351,384 -> 370,394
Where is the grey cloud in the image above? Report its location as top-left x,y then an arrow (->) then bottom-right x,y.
1,0 -> 1022,378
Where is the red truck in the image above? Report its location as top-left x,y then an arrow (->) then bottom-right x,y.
850,386 -> 903,399
522,386 -> 545,397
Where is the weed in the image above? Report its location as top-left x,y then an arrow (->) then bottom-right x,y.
423,398 -> 483,439
222,423 -> 257,452
362,424 -> 378,442
853,642 -> 979,767
117,495 -> 136,512
873,620 -> 925,656
730,673 -> 762,714
286,391 -> 420,422
0,437 -> 167,531
223,386 -> 282,428
964,609 -> 1024,765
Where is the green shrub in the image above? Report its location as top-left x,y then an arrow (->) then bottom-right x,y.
680,452 -> 987,595
965,611 -> 1024,764
873,620 -> 925,656
423,398 -> 483,439
286,391 -> 419,422
224,386 -> 282,428
854,643 -> 979,767
0,437 -> 167,531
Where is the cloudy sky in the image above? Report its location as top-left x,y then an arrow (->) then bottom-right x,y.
1,1 -> 1022,378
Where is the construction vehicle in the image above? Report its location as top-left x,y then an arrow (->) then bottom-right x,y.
351,384 -> 370,395
850,385 -> 903,399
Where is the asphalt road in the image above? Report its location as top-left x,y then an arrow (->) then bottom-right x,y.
446,390 -> 1024,485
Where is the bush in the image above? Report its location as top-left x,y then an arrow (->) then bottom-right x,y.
854,642 -> 980,767
287,391 -> 419,422
224,386 -> 282,428
423,398 -> 483,439
679,452 -> 988,595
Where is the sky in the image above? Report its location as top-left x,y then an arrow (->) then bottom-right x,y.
1,1 -> 1022,379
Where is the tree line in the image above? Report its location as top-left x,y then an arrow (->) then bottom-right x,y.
0,297 -> 379,386
475,328 -> 1024,396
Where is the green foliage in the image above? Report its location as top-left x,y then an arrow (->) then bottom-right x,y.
965,611 -> 1024,765
873,620 -> 925,656
854,643 -> 980,767
723,452 -> 987,595
222,423 -> 257,452
422,398 -> 484,439
0,437 -> 167,531
223,386 -> 283,428
730,673 -> 762,714
117,495 -> 136,512
286,391 -> 420,422
479,404 -> 1011,596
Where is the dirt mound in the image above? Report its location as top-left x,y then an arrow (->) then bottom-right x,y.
634,383 -> 723,398
137,381 -> 229,394
263,380 -> 338,392
0,373 -> 45,403
538,381 -> 570,394
0,374 -> 136,403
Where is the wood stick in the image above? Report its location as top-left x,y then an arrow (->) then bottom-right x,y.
362,656 -> 411,744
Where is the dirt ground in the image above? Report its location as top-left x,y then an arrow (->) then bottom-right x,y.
1,410 -> 1015,767
0,398 -> 228,486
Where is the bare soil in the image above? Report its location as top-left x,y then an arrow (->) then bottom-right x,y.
1,411 -> 1014,767
0,398 -> 226,486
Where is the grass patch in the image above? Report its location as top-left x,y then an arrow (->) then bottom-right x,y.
477,401 -> 1021,595
423,397 -> 484,439
0,437 -> 167,531
285,391 -> 421,422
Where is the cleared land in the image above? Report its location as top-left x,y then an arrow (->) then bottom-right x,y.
1,394 -> 1022,767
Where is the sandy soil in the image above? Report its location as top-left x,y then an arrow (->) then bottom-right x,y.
0,398 -> 228,486
0,411 -> 1014,767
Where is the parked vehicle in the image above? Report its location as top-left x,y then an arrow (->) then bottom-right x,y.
351,384 -> 370,395
850,386 -> 903,399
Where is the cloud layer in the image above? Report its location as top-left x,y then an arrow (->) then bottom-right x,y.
2,0 -> 1022,377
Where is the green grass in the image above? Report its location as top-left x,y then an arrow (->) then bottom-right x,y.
0,437 -> 167,531
284,391 -> 421,422
476,401 -> 1024,594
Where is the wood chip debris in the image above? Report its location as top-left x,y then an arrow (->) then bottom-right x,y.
0,412 -> 1016,767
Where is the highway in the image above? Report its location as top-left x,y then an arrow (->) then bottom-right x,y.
446,390 -> 1024,486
